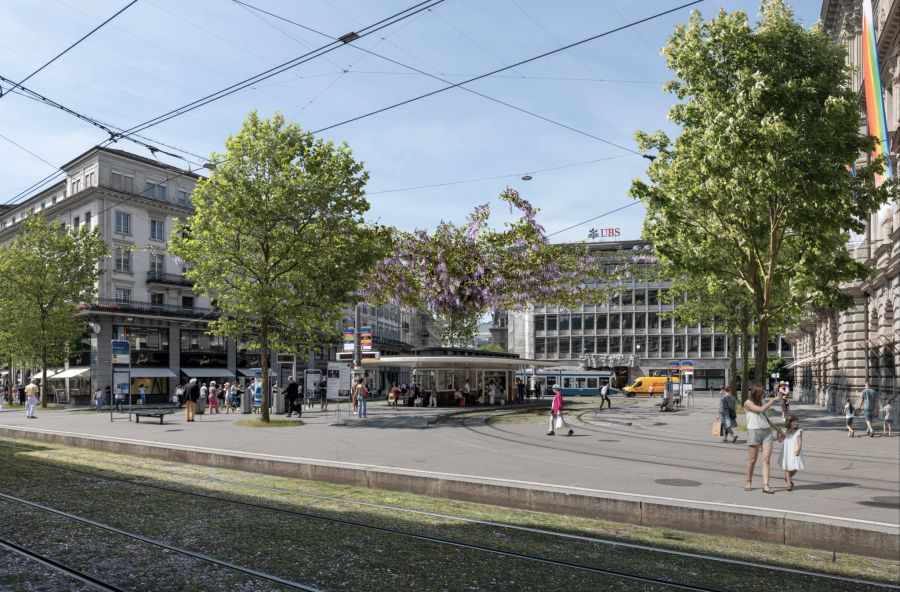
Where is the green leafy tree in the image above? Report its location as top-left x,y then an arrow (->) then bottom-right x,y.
631,0 -> 895,386
0,214 -> 108,406
170,111 -> 386,422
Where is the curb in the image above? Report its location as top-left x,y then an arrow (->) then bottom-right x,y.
1,425 -> 897,560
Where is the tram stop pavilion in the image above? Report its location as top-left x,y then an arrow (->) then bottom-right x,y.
362,347 -> 560,405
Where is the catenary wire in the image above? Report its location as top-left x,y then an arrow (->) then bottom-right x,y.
0,0 -> 139,97
233,0 -> 657,159
311,0 -> 703,146
547,201 -> 641,238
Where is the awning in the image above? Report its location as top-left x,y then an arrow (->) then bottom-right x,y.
237,368 -> 277,377
362,355 -> 562,370
130,367 -> 177,378
181,367 -> 234,378
0,371 -> 8,376
39,369 -> 65,380
51,367 -> 91,379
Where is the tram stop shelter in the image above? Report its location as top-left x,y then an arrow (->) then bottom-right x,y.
362,347 -> 561,406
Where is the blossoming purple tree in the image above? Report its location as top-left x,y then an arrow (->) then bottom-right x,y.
366,187 -> 618,345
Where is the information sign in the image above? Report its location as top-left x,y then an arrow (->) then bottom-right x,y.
360,326 -> 373,351
343,328 -> 355,352
680,360 -> 695,374
111,340 -> 130,365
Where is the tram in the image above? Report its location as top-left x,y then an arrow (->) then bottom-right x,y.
517,369 -> 616,396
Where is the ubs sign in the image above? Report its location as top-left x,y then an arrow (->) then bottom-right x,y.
588,227 -> 621,240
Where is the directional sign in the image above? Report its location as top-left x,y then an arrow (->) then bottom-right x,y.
360,326 -> 373,351
680,360 -> 695,374
343,328 -> 355,352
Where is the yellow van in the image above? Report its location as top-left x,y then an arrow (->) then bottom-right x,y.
622,376 -> 678,397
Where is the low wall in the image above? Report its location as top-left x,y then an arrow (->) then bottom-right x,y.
1,426 -> 896,560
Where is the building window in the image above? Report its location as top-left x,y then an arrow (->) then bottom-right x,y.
661,317 -> 672,330
114,249 -> 131,272
584,337 -> 595,353
622,313 -> 633,330
150,293 -> 165,306
572,338 -> 582,355
688,336 -> 699,354
622,291 -> 633,306
182,295 -> 194,309
41,201 -> 46,210
715,335 -> 726,354
115,288 -> 131,302
534,316 -> 545,331
559,339 -> 570,356
177,190 -> 189,206
623,336 -> 633,353
559,315 -> 570,331
635,313 -> 646,330
597,336 -> 607,353
73,216 -> 80,228
648,289 -> 659,305
609,336 -> 621,353
571,314 -> 582,331
648,312 -> 659,329
546,338 -> 557,355
674,336 -> 685,355
583,314 -> 594,331
150,218 -> 165,241
150,253 -> 164,274
634,290 -> 646,306
597,314 -> 607,330
84,211 -> 91,228
661,335 -> 672,356
115,212 -> 131,234
610,314 -> 620,330
111,172 -> 134,193
546,315 -> 557,331
701,335 -> 712,354
649,335 -> 660,356
535,338 -> 545,355
145,182 -> 167,201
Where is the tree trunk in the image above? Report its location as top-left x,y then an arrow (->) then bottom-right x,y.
728,330 -> 737,396
40,347 -> 47,408
261,322 -> 270,423
754,315 -> 770,396
740,311 -> 751,404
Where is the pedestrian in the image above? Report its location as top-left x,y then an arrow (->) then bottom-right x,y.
227,382 -> 239,412
208,381 -> 219,413
599,381 -> 612,410
24,378 -> 39,419
487,381 -> 497,406
319,381 -> 329,411
358,380 -> 368,418
428,386 -> 437,408
858,382 -> 878,437
284,376 -> 300,418
388,383 -> 400,407
94,387 -> 103,412
743,385 -> 784,493
17,383 -> 25,406
138,384 -> 147,406
844,397 -> 856,437
516,378 -> 525,404
547,383 -> 573,436
104,385 -> 112,409
881,399 -> 894,437
174,384 -> 185,408
185,378 -> 198,422
719,385 -> 738,443
217,381 -> 226,410
463,380 -> 472,405
778,381 -> 791,421
114,386 -> 124,412
351,378 -> 360,415
780,415 -> 805,491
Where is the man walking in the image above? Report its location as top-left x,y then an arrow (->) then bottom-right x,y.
599,380 -> 612,410
284,376 -> 300,418
139,384 -> 147,406
185,378 -> 198,422
94,387 -> 103,412
24,378 -> 39,419
858,382 -> 878,437
719,385 -> 738,443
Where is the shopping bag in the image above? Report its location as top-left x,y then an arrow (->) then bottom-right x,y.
555,415 -> 564,430
711,420 -> 722,437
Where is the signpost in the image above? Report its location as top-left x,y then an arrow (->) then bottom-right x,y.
110,339 -> 130,422
343,328 -> 355,352
360,326 -> 373,351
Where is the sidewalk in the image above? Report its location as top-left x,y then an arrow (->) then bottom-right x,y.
1,396 -> 898,558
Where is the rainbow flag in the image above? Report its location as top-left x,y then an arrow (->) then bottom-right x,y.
861,0 -> 893,186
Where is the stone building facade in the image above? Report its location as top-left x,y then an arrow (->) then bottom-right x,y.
786,0 -> 900,409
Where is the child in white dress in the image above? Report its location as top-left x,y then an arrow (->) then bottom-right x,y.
780,415 -> 805,491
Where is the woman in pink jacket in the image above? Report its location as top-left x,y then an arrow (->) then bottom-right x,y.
547,384 -> 574,436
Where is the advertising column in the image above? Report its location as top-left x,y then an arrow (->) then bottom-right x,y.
110,339 -> 130,422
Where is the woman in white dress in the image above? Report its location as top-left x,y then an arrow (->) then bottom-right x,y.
780,415 -> 805,491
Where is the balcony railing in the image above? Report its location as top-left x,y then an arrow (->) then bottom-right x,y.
87,298 -> 217,319
147,271 -> 194,286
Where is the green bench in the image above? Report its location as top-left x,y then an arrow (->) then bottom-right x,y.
133,408 -> 177,424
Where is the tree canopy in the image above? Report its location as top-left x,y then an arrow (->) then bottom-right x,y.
0,214 -> 108,406
170,111 -> 386,421
630,0 -> 895,383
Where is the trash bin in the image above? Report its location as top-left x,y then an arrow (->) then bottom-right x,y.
196,395 -> 207,415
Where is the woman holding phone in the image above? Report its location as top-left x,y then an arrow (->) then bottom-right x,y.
743,385 -> 785,493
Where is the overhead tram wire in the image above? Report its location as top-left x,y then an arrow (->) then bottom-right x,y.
233,0 -> 653,158
0,0 -> 139,99
1,0 -> 448,205
547,201 -> 641,238
115,0 -> 448,139
310,0 -> 703,153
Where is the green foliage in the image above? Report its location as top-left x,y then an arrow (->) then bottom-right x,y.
0,214 -> 108,405
479,343 -> 506,353
630,0 -> 895,383
170,111 -> 386,421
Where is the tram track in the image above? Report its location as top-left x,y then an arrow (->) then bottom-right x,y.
0,535 -> 128,592
0,442 -> 896,591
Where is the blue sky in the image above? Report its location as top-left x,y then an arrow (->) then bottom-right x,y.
1,0 -> 820,242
